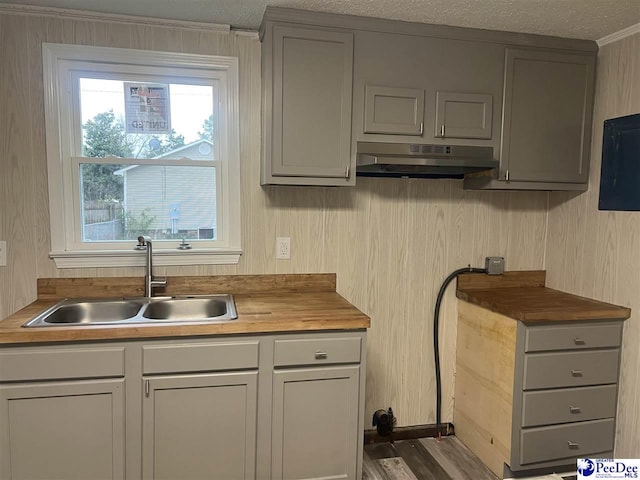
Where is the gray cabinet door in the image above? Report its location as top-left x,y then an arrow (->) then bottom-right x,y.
272,366 -> 360,480
0,379 -> 125,480
267,24 -> 353,182
501,48 -> 595,183
363,85 -> 425,135
142,372 -> 257,480
435,91 -> 493,139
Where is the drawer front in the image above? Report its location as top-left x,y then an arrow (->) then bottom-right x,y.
0,347 -> 124,382
143,341 -> 259,374
524,350 -> 619,390
525,323 -> 622,352
521,418 -> 614,465
522,384 -> 618,427
274,337 -> 361,367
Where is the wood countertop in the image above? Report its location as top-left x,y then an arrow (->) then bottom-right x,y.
0,274 -> 370,345
456,270 -> 631,323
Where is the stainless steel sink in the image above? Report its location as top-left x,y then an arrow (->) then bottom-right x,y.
22,295 -> 237,327
142,298 -> 233,321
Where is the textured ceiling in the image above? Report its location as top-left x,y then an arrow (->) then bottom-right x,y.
2,0 -> 639,40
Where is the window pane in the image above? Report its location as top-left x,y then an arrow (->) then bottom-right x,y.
79,79 -> 214,160
80,163 -> 217,242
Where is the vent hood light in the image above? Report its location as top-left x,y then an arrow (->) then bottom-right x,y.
356,142 -> 498,178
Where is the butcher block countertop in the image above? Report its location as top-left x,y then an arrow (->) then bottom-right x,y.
0,274 -> 370,345
457,270 -> 631,323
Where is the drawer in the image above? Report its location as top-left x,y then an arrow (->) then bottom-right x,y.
522,384 -> 618,427
523,349 -> 619,390
143,341 -> 259,374
525,323 -> 622,352
520,418 -> 614,465
0,347 -> 124,382
273,337 -> 361,367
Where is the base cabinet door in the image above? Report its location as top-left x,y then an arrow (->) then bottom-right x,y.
142,372 -> 258,480
0,379 -> 125,480
271,366 -> 360,480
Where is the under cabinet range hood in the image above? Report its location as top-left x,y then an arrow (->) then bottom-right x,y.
356,142 -> 498,178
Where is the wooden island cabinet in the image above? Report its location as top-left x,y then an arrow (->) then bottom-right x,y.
454,271 -> 630,478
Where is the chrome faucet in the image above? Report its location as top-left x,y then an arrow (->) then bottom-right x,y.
136,236 -> 167,297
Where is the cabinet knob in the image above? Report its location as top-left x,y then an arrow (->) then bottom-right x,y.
571,370 -> 583,377
568,441 -> 580,449
569,406 -> 581,414
314,351 -> 328,360
573,338 -> 586,345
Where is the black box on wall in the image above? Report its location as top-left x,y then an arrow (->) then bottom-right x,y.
598,113 -> 640,211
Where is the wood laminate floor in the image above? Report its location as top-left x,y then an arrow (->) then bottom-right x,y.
363,436 -> 578,480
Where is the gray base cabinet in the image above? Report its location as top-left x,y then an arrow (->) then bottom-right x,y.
0,330 -> 366,480
455,300 -> 623,478
0,379 -> 125,480
142,373 -> 258,480
508,321 -> 622,474
272,366 -> 360,480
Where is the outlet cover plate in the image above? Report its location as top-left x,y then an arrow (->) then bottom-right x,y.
0,241 -> 6,267
276,237 -> 290,259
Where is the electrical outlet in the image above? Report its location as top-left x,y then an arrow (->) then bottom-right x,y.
276,237 -> 290,259
0,241 -> 6,267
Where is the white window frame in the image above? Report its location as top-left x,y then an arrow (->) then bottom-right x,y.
43,43 -> 241,268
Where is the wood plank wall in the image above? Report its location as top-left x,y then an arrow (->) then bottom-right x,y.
545,32 -> 640,457
0,8 -> 549,428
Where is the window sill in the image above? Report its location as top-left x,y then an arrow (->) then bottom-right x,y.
50,249 -> 242,268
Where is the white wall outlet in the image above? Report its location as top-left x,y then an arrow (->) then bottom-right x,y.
0,241 -> 6,267
276,237 -> 291,259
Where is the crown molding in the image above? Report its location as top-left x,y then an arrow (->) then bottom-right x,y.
0,2 -> 231,33
597,23 -> 640,46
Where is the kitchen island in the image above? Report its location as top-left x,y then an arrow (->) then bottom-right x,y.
455,270 -> 630,478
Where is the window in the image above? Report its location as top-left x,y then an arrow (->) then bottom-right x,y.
43,44 -> 241,267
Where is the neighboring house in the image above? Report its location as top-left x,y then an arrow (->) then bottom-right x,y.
114,140 -> 216,238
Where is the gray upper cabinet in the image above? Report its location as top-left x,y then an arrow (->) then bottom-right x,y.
501,48 -> 595,184
465,47 -> 596,190
352,30 -> 505,153
260,7 -> 598,190
262,22 -> 354,186
435,91 -> 493,139
364,85 -> 425,135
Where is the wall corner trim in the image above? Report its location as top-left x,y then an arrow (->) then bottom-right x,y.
597,23 -> 640,47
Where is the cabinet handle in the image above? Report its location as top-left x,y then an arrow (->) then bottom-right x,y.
419,122 -> 424,135
315,351 -> 328,360
145,379 -> 150,397
440,124 -> 445,137
568,441 -> 580,449
573,337 -> 586,345
571,370 -> 583,377
569,406 -> 581,414
345,163 -> 350,179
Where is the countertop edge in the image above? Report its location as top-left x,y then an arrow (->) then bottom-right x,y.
457,279 -> 631,323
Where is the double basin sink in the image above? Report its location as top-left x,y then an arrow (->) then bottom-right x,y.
23,295 -> 237,327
